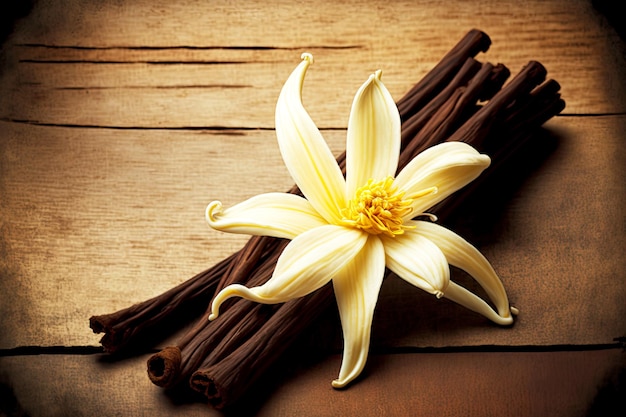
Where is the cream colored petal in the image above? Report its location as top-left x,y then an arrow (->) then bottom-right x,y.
443,281 -> 514,326
206,193 -> 327,240
394,141 -> 490,217
345,70 -> 401,199
275,53 -> 346,224
209,225 -> 367,320
381,231 -> 450,297
331,236 -> 386,388
411,220 -> 515,320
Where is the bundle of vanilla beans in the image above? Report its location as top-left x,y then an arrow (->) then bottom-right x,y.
90,30 -> 564,410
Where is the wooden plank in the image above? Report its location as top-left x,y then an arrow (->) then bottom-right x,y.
0,0 -> 624,130
259,348 -> 626,417
0,122 -> 345,347
0,353 -> 220,417
1,348 -> 623,416
1,115 -> 624,349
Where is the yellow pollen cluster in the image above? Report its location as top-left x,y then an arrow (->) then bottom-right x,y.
342,177 -> 413,237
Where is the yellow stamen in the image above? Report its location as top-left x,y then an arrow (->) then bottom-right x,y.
341,177 -> 413,237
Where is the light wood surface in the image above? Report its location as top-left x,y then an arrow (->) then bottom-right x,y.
2,349 -> 624,417
1,0 -> 624,416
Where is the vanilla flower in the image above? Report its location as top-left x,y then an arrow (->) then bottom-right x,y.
206,53 -> 516,388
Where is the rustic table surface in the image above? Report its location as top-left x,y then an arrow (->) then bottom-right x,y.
1,0 -> 625,416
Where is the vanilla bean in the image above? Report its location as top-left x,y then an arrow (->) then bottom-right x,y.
147,248 -> 284,388
434,78 -> 565,222
400,57 -> 483,149
396,29 -> 491,120
502,79 -> 565,134
447,61 -> 548,148
429,68 -> 563,222
399,61 -> 510,165
89,254 -> 232,353
216,235 -> 265,294
191,289 -> 331,408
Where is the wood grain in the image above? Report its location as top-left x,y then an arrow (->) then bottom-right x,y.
0,0 -> 624,415
1,0 -> 624,130
1,348 -> 623,417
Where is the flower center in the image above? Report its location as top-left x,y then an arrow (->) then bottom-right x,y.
341,177 -> 413,237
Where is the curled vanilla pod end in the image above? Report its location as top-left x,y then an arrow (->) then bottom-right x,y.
147,346 -> 183,388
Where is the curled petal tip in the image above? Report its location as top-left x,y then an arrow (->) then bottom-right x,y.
208,313 -> 218,321
301,52 -> 314,64
374,69 -> 382,80
511,306 -> 520,315
205,201 -> 223,224
423,213 -> 438,222
366,71 -> 380,83
331,378 -> 348,389
435,290 -> 444,299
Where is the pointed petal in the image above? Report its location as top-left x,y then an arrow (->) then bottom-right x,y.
412,220 -> 515,319
206,193 -> 327,240
381,230 -> 450,297
331,236 -> 385,388
394,141 -> 490,217
345,70 -> 401,199
275,53 -> 346,224
443,281 -> 514,325
209,225 -> 367,320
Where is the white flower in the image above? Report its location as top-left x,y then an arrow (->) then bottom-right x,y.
206,53 -> 517,388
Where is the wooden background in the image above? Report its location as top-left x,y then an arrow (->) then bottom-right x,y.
0,0 -> 624,416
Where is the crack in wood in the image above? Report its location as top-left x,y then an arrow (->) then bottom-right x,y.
556,112 -> 626,117
366,340 -> 626,355
19,59 -> 257,65
0,118 -> 268,132
52,84 -> 253,90
0,117 -> 347,132
16,43 -> 364,51
0,346 -> 106,356
1,340 -> 623,358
